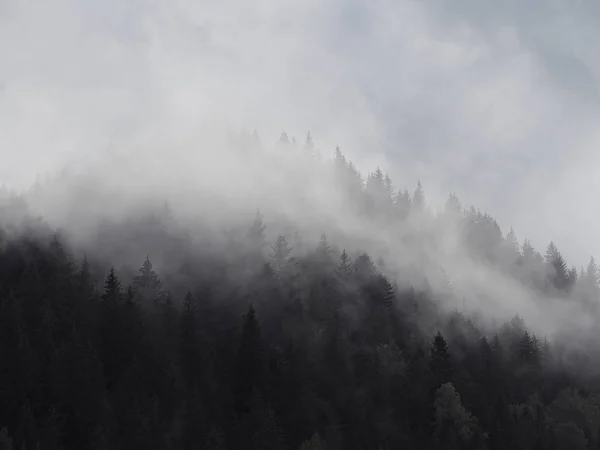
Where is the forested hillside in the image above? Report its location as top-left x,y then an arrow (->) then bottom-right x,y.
1,132 -> 600,450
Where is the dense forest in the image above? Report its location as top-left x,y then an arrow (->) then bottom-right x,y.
2,131 -> 600,450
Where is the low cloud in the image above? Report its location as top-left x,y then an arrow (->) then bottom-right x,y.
2,0 -> 600,265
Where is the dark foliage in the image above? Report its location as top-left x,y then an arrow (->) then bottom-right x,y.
1,142 -> 600,450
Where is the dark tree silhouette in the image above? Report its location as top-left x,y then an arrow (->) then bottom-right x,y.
1,134 -> 600,450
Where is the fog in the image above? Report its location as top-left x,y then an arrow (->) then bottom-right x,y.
2,1 -> 600,344
0,125 -> 593,352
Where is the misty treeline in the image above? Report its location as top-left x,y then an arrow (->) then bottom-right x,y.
1,131 -> 600,450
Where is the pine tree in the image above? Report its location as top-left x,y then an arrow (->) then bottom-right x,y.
316,234 -> 333,266
412,181 -> 425,212
353,253 -> 376,280
77,254 -> 94,299
270,236 -> 294,275
365,168 -> 388,216
133,256 -> 161,289
582,257 -> 599,302
516,331 -> 538,365
394,189 -> 411,220
333,146 -> 346,172
568,265 -> 578,286
279,132 -> 290,145
506,228 -> 520,254
101,268 -> 122,303
384,175 -> 395,203
336,250 -> 352,278
545,242 -> 558,263
247,211 -> 267,258
430,332 -> 453,387
304,132 -> 315,155
366,168 -> 384,193
522,239 -> 537,262
233,305 -> 266,416
98,269 -> 126,392
432,383 -> 483,450
133,256 -> 162,304
364,275 -> 396,343
180,291 -> 200,392
49,233 -> 74,274
365,274 -> 395,309
445,193 -> 462,216
545,242 -> 569,290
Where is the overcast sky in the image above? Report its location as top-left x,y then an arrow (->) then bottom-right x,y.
2,0 -> 600,265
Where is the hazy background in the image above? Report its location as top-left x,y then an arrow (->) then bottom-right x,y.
1,0 -> 600,265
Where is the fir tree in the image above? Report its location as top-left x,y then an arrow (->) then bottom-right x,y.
412,181 -> 425,212
304,132 -> 315,154
445,193 -> 462,216
233,305 -> 266,416
133,256 -> 162,304
545,242 -> 569,290
270,236 -> 294,274
247,211 -> 267,258
394,189 -> 411,220
316,234 -> 333,265
101,268 -> 122,303
430,332 -> 453,387
336,250 -> 352,278
279,132 -> 290,145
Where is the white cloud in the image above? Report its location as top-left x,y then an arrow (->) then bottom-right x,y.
2,0 -> 600,265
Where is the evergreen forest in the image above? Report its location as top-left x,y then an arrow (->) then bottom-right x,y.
1,132 -> 600,450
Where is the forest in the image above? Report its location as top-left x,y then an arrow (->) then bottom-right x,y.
1,131 -> 600,450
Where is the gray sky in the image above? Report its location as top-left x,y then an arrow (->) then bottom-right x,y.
1,0 -> 600,265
